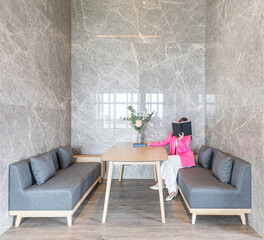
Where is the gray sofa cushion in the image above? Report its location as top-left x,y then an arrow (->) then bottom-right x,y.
198,145 -> 213,169
50,150 -> 59,171
9,162 -> 101,211
58,145 -> 74,169
9,160 -> 35,191
30,152 -> 56,185
178,165 -> 250,208
212,152 -> 232,183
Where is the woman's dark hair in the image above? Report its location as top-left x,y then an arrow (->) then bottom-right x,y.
179,117 -> 188,123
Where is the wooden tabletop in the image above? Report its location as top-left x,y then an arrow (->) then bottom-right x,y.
101,142 -> 168,162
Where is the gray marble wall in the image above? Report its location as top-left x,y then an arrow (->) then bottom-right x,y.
0,0 -> 71,235
71,0 -> 205,179
205,0 -> 264,237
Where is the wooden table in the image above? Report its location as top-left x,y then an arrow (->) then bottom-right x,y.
101,142 -> 168,223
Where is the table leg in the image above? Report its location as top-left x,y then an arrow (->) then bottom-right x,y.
153,164 -> 157,182
156,161 -> 165,223
102,161 -> 114,223
119,164 -> 123,182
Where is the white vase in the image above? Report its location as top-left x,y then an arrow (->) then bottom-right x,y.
137,133 -> 142,144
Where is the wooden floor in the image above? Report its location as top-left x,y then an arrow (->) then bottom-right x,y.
1,180 -> 261,240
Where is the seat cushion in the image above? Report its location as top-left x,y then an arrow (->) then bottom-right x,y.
58,145 -> 74,169
178,165 -> 248,208
30,152 -> 56,185
10,162 -> 101,211
198,145 -> 213,169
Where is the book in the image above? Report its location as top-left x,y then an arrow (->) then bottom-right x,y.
133,143 -> 147,147
172,121 -> 192,137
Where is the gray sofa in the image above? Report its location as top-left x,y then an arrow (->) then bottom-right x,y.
9,149 -> 103,227
178,147 -> 251,224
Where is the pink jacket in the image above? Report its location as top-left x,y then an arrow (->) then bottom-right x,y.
151,132 -> 195,168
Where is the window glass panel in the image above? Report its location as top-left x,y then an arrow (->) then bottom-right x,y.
146,93 -> 150,103
103,93 -> 109,102
110,94 -> 114,103
110,104 -> 114,119
103,104 -> 109,120
146,104 -> 150,112
133,93 -> 138,102
116,93 -> 126,102
151,104 -> 158,112
152,93 -> 157,102
158,93 -> 163,102
103,121 -> 109,128
116,104 -> 127,119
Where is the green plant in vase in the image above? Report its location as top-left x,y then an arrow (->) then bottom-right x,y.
121,106 -> 154,143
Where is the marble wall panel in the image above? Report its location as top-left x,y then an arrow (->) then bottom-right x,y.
0,0 -> 71,235
71,0 -> 205,179
205,0 -> 264,237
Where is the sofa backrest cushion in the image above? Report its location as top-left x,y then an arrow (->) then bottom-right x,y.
198,145 -> 213,169
58,145 -> 74,169
212,151 -> 233,184
30,152 -> 56,185
230,156 -> 251,191
210,151 -> 217,169
9,160 -> 35,191
50,150 -> 59,171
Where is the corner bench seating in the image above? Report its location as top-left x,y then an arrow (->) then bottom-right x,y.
177,147 -> 251,225
9,151 -> 104,227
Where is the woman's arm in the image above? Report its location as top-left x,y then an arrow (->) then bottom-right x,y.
177,135 -> 191,153
150,132 -> 172,147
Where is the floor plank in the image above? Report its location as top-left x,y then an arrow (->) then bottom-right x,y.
0,180 -> 261,240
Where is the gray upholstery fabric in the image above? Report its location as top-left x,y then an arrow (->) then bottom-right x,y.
178,148 -> 251,209
30,152 -> 56,185
50,150 -> 59,171
212,151 -> 232,183
198,145 -> 213,169
58,145 -> 74,169
9,162 -> 100,211
9,160 -> 35,191
210,151 -> 217,169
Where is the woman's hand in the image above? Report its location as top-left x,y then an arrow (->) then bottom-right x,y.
178,132 -> 184,141
145,141 -> 152,147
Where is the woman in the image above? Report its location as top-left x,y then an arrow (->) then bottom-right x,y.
146,117 -> 195,201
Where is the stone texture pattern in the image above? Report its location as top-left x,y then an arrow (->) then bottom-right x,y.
205,0 -> 264,237
0,0 -> 71,235
71,0 -> 206,179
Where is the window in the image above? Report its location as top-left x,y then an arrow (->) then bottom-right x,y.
96,93 -> 140,128
146,93 -> 163,118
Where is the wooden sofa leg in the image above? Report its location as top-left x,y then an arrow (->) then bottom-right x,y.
67,215 -> 72,227
191,213 -> 197,224
15,215 -> 22,227
240,213 -> 246,225
99,178 -> 102,184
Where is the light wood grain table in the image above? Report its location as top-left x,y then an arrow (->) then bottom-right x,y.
101,142 -> 168,223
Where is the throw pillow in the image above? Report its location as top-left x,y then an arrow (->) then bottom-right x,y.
198,145 -> 213,169
30,152 -> 56,185
58,145 -> 74,169
50,150 -> 59,171
212,151 -> 233,184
